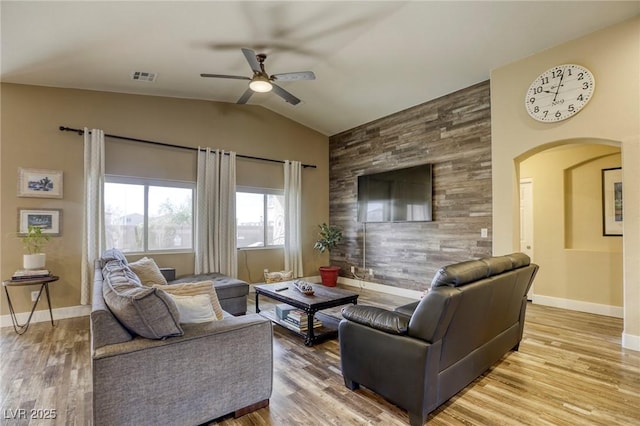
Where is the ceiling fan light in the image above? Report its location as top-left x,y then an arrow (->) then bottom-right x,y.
249,77 -> 272,93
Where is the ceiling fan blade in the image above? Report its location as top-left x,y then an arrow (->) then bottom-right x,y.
241,48 -> 262,74
200,73 -> 250,80
272,71 -> 316,81
271,84 -> 301,106
237,88 -> 254,104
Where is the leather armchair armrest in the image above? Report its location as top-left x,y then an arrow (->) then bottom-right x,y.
341,305 -> 409,335
394,301 -> 419,318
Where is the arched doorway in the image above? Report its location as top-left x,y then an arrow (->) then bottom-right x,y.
515,139 -> 623,317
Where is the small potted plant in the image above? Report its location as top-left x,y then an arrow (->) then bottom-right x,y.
313,223 -> 343,286
21,225 -> 50,270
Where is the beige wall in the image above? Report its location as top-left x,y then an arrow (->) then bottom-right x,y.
1,83 -> 329,315
491,17 -> 639,349
520,144 -> 622,308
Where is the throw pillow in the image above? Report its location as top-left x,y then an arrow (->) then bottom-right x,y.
100,248 -> 129,267
102,262 -> 183,339
167,293 -> 216,324
128,257 -> 168,286
153,281 -> 224,320
264,270 -> 293,283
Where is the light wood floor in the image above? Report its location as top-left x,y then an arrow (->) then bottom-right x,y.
1,288 -> 639,425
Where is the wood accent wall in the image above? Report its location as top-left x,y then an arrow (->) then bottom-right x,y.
328,81 -> 492,291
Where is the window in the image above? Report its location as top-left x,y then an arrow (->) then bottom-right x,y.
236,187 -> 285,248
105,176 -> 194,253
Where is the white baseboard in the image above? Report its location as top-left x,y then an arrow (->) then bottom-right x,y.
338,276 -> 423,299
531,294 -> 623,318
0,305 -> 91,329
622,332 -> 640,352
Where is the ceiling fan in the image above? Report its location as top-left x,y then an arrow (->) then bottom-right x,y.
200,48 -> 315,106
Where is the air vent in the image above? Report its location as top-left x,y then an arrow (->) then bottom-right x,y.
131,71 -> 157,82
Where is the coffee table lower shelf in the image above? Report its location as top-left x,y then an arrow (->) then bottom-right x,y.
259,309 -> 341,346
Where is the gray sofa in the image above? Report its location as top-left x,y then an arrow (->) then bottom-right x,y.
339,253 -> 538,426
91,255 -> 273,426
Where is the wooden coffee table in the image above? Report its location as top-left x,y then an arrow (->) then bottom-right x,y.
254,281 -> 359,346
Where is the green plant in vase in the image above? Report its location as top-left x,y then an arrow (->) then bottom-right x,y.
314,223 -> 343,286
21,225 -> 50,270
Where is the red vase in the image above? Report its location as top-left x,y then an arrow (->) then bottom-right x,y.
319,266 -> 340,287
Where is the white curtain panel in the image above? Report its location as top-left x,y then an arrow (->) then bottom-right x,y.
194,148 -> 237,276
284,160 -> 304,277
81,128 -> 106,304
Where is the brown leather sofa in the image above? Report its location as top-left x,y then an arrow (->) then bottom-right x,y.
338,253 -> 538,426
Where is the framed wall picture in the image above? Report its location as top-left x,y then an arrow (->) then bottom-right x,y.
18,208 -> 62,236
602,167 -> 622,236
17,168 -> 63,198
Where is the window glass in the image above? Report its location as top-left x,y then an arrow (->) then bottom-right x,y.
148,186 -> 193,250
267,194 -> 285,246
105,177 -> 193,253
237,189 -> 284,248
237,192 -> 264,248
105,183 -> 145,252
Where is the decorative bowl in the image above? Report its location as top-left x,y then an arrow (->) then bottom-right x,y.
293,280 -> 314,295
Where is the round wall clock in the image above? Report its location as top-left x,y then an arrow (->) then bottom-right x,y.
525,64 -> 595,122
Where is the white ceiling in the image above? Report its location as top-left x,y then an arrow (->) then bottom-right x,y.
2,1 -> 638,136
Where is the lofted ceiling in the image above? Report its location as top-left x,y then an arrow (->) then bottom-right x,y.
2,1 -> 639,136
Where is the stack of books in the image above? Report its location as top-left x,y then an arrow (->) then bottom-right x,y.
11,269 -> 51,280
282,310 -> 322,332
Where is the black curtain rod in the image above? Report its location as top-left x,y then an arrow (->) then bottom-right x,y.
59,126 -> 316,169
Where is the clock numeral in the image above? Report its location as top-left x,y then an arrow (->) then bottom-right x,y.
534,106 -> 540,113
566,68 -> 573,77
577,94 -> 584,101
577,72 -> 584,80
541,76 -> 549,85
582,82 -> 590,90
543,110 -> 549,118
555,111 -> 562,118
552,69 -> 563,78
568,104 -> 575,113
529,97 -> 536,104
532,86 -> 543,95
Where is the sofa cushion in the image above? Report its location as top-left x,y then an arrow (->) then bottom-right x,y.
506,252 -> 531,269
102,261 -> 183,339
102,259 -> 141,285
129,257 -> 168,286
431,260 -> 489,288
154,281 -> 224,320
481,256 -> 514,276
167,293 -> 217,324
100,248 -> 128,267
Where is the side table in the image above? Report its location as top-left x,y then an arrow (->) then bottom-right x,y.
2,275 -> 59,335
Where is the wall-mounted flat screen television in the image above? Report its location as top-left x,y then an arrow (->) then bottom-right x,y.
357,163 -> 433,223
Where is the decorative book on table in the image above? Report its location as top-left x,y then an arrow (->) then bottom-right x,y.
275,303 -> 296,320
11,269 -> 51,280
